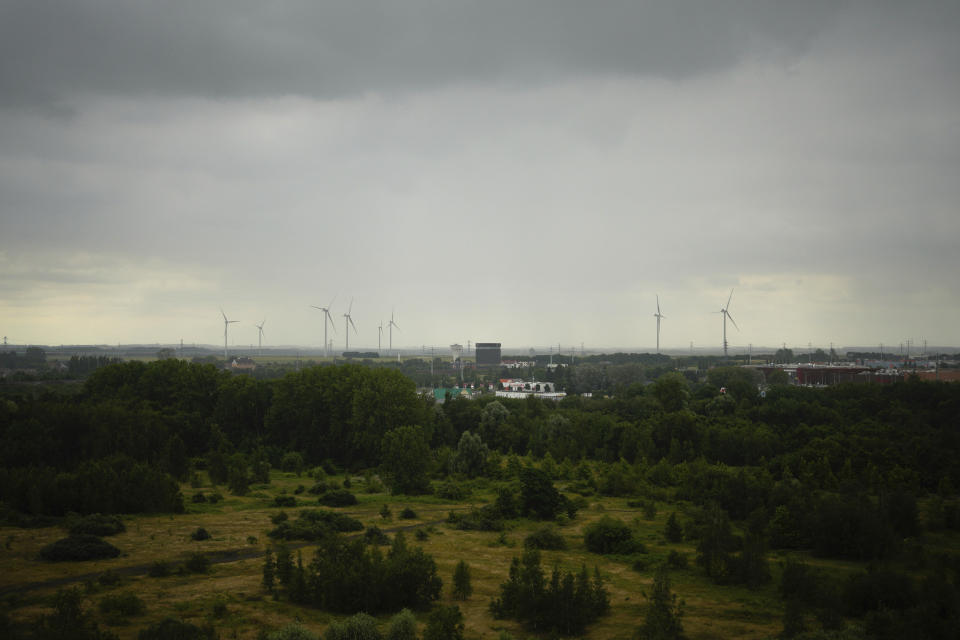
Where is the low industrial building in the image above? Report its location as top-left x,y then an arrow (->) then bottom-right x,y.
475,342 -> 502,367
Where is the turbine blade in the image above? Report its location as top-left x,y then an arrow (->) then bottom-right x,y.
656,295 -> 660,314
726,288 -> 734,310
727,313 -> 740,332
348,297 -> 354,315
349,317 -> 358,333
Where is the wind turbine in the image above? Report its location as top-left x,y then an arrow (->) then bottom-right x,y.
387,309 -> 400,352
254,318 -> 266,357
343,298 -> 357,351
221,309 -> 239,361
311,297 -> 337,357
715,289 -> 739,358
378,322 -> 383,355
654,295 -> 665,354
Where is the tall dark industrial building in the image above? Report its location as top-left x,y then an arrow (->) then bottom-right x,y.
475,342 -> 502,367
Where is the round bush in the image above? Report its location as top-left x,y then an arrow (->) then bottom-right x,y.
524,526 -> 567,550
307,482 -> 329,495
40,535 -> 121,561
583,516 -> 642,555
191,527 -> 211,541
399,507 -> 418,520
318,490 -> 358,507
273,495 -> 297,508
69,514 -> 126,536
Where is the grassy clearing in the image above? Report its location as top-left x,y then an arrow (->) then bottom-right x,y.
1,470 -> 888,639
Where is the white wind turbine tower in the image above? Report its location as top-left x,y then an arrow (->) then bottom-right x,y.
715,289 -> 740,358
387,309 -> 400,352
343,298 -> 358,351
378,322 -> 384,355
311,297 -> 337,357
654,295 -> 665,354
254,318 -> 266,357
221,309 -> 239,361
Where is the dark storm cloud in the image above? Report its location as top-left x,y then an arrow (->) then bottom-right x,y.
1,0 -> 842,108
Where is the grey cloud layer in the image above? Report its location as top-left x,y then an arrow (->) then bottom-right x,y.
1,0 -> 845,108
1,1 -> 959,346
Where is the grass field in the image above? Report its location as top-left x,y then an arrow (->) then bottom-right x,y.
1,470 -> 869,639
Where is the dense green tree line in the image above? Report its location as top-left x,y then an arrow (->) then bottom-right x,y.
1,360 -> 959,530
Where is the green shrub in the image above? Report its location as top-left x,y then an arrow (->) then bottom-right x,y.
280,452 -> 305,475
386,608 -> 417,640
191,527 -> 211,541
192,492 -> 207,503
208,492 -> 223,504
148,561 -> 171,577
664,512 -> 684,542
435,481 -> 471,500
307,482 -> 330,495
667,550 -> 688,569
583,516 -> 644,555
183,552 -> 209,574
324,612 -> 382,640
273,495 -> 297,508
523,526 -> 567,550
317,490 -> 357,507
452,560 -> 472,600
138,617 -> 217,640
69,514 -> 126,536
399,507 -> 417,520
448,506 -> 504,531
40,535 -> 121,561
99,592 -> 145,617
268,509 -> 363,540
424,605 -> 464,640
365,526 -> 390,545
212,599 -> 228,618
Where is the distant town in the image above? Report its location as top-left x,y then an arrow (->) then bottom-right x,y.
3,339 -> 958,395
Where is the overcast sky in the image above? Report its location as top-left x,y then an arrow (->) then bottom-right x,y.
2,1 -> 958,353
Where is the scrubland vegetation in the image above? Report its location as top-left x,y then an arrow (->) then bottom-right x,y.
1,359 -> 959,638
